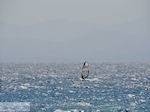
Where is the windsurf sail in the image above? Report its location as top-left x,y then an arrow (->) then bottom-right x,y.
81,61 -> 89,80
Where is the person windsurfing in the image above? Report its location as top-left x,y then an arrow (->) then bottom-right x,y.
81,61 -> 89,80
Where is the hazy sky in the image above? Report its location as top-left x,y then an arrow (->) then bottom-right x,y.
0,0 -> 150,62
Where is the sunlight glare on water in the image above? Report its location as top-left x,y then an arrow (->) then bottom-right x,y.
0,63 -> 150,111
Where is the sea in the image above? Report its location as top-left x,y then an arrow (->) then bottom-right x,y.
0,62 -> 150,112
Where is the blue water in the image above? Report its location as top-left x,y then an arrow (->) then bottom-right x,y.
0,63 -> 150,112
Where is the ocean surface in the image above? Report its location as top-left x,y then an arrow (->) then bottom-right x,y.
0,62 -> 150,112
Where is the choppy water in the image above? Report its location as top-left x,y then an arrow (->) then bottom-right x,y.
0,63 -> 150,112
